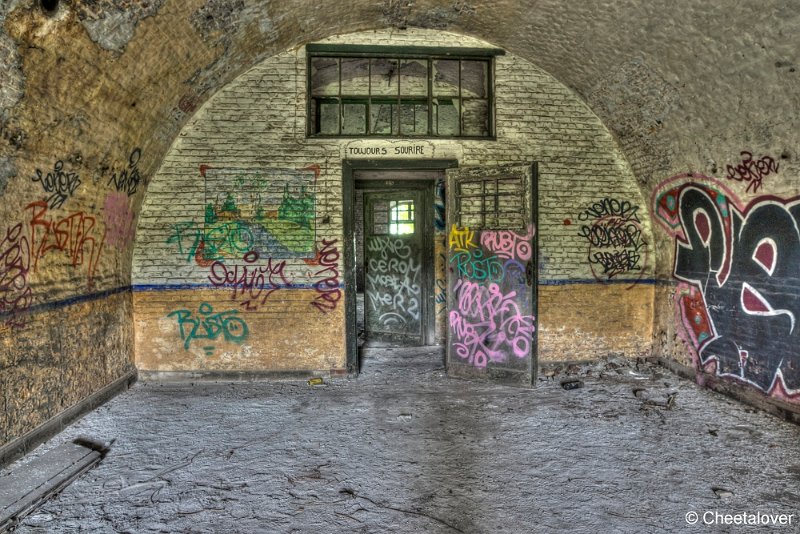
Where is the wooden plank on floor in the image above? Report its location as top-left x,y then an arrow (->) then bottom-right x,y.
0,438 -> 108,532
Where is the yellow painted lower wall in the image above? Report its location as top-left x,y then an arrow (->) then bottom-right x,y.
134,289 -> 346,373
537,282 -> 654,362
134,282 -> 652,374
1,292 -> 134,443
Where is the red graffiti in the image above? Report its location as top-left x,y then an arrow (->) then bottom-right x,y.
0,222 -> 32,329
194,239 -> 215,267
300,163 -> 321,182
311,239 -> 341,313
26,200 -> 106,287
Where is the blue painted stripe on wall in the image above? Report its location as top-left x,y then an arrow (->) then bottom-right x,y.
1,278 -> 673,320
131,282 -> 336,292
0,285 -> 131,320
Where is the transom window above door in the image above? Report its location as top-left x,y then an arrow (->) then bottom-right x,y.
306,44 -> 502,138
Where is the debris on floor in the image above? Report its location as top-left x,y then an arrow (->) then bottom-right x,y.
3,347 -> 798,533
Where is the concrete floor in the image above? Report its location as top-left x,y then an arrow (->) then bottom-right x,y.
4,348 -> 800,533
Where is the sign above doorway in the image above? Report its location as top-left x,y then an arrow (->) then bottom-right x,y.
342,139 -> 461,160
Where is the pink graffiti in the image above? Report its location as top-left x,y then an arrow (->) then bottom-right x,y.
479,224 -> 535,261
0,222 -> 32,329
208,251 -> 291,311
103,192 -> 135,248
448,279 -> 535,368
311,239 -> 341,313
26,200 -> 106,287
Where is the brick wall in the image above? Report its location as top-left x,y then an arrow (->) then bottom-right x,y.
133,28 -> 654,372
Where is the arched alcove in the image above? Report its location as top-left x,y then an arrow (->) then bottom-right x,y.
132,28 -> 654,375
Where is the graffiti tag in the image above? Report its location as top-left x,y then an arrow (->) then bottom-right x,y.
479,224 -> 535,261
208,251 -> 291,311
654,175 -> 799,398
167,302 -> 249,353
166,220 -> 254,265
32,160 -> 81,210
311,239 -> 342,313
448,279 -> 535,368
107,148 -> 143,197
449,225 -> 476,252
366,236 -> 419,325
724,151 -> 779,193
577,198 -> 646,281
0,223 -> 32,329
26,201 -> 105,286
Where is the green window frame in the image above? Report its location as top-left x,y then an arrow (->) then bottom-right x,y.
306,44 -> 503,139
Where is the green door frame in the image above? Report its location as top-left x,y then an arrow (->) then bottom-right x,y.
342,159 -> 459,374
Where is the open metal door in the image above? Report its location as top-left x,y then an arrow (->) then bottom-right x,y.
446,163 -> 538,386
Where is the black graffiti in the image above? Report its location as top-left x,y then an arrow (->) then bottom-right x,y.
589,250 -> 642,278
725,151 -> 779,193
578,221 -> 643,249
675,185 -> 799,394
107,148 -> 143,197
578,198 -> 646,280
32,160 -> 81,209
577,197 -> 640,223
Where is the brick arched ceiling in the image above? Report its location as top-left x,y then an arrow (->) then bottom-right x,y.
0,0 -> 797,282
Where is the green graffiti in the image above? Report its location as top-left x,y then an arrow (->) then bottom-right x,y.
167,302 -> 249,352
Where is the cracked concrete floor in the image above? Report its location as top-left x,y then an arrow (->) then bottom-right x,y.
4,347 -> 800,533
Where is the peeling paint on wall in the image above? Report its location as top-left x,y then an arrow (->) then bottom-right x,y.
382,0 -> 474,29
76,0 -> 166,53
0,157 -> 16,196
191,0 -> 246,40
0,30 -> 24,115
0,3 -> 24,160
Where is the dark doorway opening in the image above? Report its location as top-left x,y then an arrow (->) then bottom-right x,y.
343,160 -> 457,374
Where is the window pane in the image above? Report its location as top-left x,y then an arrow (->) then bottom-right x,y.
389,199 -> 415,235
340,58 -> 370,95
461,60 -> 488,98
390,223 -> 414,235
370,58 -> 399,96
307,51 -> 493,139
399,59 -> 428,97
433,99 -> 459,136
433,59 -> 459,96
342,101 -> 367,134
400,101 -> 428,136
310,57 -> 339,96
462,99 -> 489,136
315,99 -> 339,134
370,101 -> 398,135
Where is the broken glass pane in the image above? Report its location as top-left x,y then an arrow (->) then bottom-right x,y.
310,57 -> 339,96
462,99 -> 489,136
461,60 -> 488,98
433,59 -> 460,96
399,59 -> 428,97
370,58 -> 399,96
